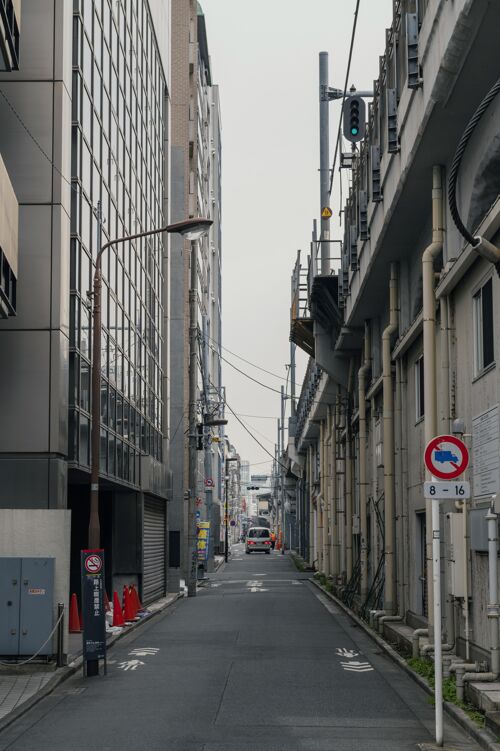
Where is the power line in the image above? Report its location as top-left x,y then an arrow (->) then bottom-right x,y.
205,333 -> 299,385
328,0 -> 362,196
236,413 -> 277,420
236,413 -> 276,447
225,398 -> 288,473
217,348 -> 287,397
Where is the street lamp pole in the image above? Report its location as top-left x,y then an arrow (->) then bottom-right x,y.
88,217 -> 212,550
224,456 -> 238,563
187,239 -> 198,597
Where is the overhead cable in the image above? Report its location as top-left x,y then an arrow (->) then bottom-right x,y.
328,0 -> 362,196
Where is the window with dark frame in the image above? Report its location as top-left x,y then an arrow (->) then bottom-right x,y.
473,277 -> 494,376
415,356 -> 424,421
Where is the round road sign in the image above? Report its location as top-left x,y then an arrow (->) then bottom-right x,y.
84,554 -> 103,574
424,435 -> 469,480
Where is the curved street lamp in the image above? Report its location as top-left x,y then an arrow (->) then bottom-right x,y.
88,209 -> 212,549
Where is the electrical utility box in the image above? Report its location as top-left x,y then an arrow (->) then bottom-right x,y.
446,514 -> 466,598
0,557 -> 54,656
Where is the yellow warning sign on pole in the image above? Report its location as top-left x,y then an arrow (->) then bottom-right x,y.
321,206 -> 332,218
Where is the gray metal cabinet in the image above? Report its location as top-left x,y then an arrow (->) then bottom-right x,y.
0,557 -> 54,656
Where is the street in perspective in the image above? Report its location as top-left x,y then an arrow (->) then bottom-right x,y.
2,0 -> 500,750
0,547 -> 485,751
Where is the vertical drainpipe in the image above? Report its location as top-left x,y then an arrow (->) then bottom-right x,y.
309,446 -> 315,568
422,165 -> 444,629
329,405 -> 338,578
440,295 -> 455,646
395,358 -> 406,615
346,359 -> 355,581
358,322 -> 371,601
336,391 -> 346,578
383,263 -> 399,614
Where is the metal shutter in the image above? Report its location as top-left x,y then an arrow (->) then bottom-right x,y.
143,497 -> 166,604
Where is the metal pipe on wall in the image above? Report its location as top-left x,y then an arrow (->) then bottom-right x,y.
336,392 -> 346,578
395,357 -> 406,616
358,322 -> 371,601
345,361 -> 355,580
422,165 -> 444,628
382,263 -> 399,614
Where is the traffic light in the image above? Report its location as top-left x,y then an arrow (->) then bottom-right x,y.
246,485 -> 260,490
343,95 -> 366,143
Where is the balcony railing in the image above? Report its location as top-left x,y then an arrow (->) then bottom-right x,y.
295,359 -> 322,447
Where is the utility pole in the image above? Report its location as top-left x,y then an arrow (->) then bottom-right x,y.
201,314 -> 214,571
281,385 -> 286,554
290,342 -> 296,417
187,240 -> 199,597
319,51 -> 331,275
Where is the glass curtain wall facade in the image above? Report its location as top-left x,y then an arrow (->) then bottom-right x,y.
70,0 -> 165,487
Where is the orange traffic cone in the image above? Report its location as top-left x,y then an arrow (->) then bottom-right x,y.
123,586 -> 136,622
128,585 -> 139,618
132,585 -> 143,612
69,593 -> 81,633
112,591 -> 125,627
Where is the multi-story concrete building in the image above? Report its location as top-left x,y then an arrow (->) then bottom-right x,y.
0,0 -> 172,605
169,0 -> 223,584
289,0 -> 500,694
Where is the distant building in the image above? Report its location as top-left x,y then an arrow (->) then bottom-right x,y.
169,0 -> 223,582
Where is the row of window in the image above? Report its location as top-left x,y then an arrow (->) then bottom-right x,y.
414,277 -> 495,421
69,0 -> 166,481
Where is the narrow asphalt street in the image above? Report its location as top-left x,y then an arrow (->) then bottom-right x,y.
0,545 -> 482,751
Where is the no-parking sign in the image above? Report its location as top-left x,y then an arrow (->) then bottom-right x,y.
424,435 -> 469,480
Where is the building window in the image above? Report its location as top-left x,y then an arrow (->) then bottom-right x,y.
415,356 -> 424,421
473,278 -> 494,375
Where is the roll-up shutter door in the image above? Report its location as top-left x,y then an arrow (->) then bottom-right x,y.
143,497 -> 166,604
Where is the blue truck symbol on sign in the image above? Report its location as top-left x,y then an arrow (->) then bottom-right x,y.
434,450 -> 459,464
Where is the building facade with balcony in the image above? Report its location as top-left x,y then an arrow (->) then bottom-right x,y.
289,0 -> 500,675
0,0 -> 172,605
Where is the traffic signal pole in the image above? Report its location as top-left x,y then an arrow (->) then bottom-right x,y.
319,51 -> 331,276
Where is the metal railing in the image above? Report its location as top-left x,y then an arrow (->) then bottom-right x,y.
290,250 -> 310,323
295,359 -> 322,446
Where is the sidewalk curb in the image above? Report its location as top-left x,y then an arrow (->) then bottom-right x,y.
310,579 -> 500,751
0,592 -> 183,735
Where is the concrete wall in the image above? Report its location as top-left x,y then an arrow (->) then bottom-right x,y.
0,508 -> 71,653
0,0 -> 72,508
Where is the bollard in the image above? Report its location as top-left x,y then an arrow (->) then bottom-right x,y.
57,602 -> 65,667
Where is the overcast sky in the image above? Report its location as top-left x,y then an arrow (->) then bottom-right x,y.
200,0 -> 393,475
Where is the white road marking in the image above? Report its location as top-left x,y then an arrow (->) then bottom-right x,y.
129,648 -> 159,657
335,647 -> 359,658
340,660 -> 374,673
117,659 -> 145,671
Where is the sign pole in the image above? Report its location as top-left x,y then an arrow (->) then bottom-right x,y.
81,549 -> 106,678
423,435 -> 470,748
431,497 -> 443,747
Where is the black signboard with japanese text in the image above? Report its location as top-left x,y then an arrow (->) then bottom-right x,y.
81,549 -> 107,671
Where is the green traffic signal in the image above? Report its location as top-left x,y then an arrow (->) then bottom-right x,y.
351,127 -> 358,135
